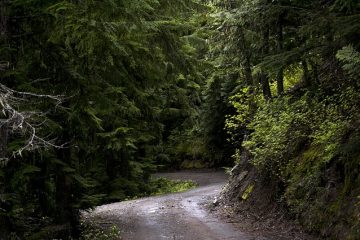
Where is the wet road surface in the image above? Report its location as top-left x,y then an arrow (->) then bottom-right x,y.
84,170 -> 268,240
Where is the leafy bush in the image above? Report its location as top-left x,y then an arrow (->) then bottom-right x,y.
234,87 -> 360,238
241,96 -> 311,180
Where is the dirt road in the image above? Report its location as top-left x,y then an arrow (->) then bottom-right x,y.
84,170 -> 267,240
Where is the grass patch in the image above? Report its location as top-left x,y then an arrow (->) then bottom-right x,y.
149,177 -> 197,195
79,221 -> 121,240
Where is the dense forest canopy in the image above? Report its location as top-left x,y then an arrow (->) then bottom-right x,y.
0,0 -> 359,239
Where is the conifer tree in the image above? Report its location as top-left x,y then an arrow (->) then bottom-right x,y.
0,0 -> 207,238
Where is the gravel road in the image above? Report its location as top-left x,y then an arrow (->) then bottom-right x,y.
83,170 -> 268,240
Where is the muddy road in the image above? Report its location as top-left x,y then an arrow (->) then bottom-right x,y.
83,170 -> 267,240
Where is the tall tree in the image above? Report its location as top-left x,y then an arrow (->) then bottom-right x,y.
0,0 -> 207,238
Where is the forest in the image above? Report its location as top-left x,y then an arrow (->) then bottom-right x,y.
0,0 -> 359,239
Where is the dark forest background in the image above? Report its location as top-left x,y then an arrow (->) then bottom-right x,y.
0,0 -> 359,239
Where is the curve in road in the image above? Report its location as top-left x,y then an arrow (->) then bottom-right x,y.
84,170 -> 266,240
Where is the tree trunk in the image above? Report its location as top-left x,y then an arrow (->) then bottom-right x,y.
0,0 -> 8,39
0,123 -> 7,159
0,123 -> 10,238
310,60 -> 319,85
302,60 -> 311,87
260,73 -> 272,100
260,25 -> 272,100
276,69 -> 284,95
276,13 -> 284,95
237,27 -> 253,88
55,132 -> 80,238
55,147 -> 72,234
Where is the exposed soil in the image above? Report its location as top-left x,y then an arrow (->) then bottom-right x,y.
208,201 -> 317,240
83,170 -> 314,240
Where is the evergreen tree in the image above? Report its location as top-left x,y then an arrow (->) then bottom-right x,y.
0,0 -> 207,238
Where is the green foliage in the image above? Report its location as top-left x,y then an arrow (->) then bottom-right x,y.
242,98 -> 299,178
180,159 -> 208,169
336,46 -> 360,79
0,0 -> 207,238
2,0 -> 360,239
230,86 -> 360,239
149,177 -> 197,195
80,222 -> 121,240
213,0 -> 360,238
230,68 -> 360,239
241,184 -> 254,200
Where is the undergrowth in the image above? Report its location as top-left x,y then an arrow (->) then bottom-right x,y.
79,222 -> 121,240
149,177 -> 197,195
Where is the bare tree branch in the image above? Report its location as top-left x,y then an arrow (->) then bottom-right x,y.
0,82 -> 68,162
